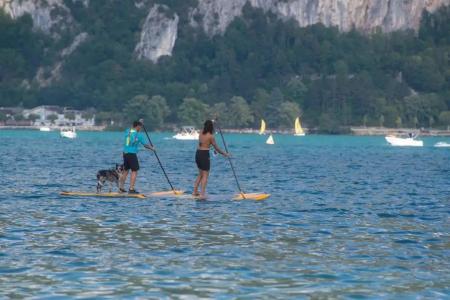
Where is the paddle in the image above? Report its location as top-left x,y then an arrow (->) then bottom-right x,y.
214,119 -> 247,199
139,119 -> 183,196
214,119 -> 270,201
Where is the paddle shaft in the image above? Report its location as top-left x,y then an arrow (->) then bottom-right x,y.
215,121 -> 246,198
141,124 -> 176,193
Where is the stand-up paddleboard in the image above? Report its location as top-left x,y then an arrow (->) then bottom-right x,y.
60,191 -> 147,199
150,190 -> 184,197
233,193 -> 271,201
177,193 -> 269,201
60,190 -> 185,199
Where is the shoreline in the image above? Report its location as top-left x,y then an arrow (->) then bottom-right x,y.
1,125 -> 450,136
0,125 -> 106,131
222,127 -> 450,136
350,127 -> 450,137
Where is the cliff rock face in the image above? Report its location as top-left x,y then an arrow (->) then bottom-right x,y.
135,4 -> 179,63
0,0 -> 74,34
1,0 -> 448,64
191,0 -> 449,36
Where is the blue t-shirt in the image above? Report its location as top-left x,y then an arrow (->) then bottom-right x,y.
123,128 -> 146,153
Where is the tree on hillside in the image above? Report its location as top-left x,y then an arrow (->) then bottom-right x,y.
319,112 -> 340,133
47,114 -> 58,124
27,113 -> 40,123
13,114 -> 24,121
177,98 -> 209,127
362,114 -> 368,127
439,111 -> 450,127
285,76 -> 307,106
94,111 -> 124,126
95,112 -> 112,126
64,112 -> 76,121
395,116 -> 402,128
278,101 -> 302,128
251,88 -> 270,122
266,88 -> 285,126
209,102 -> 229,125
382,106 -> 399,128
123,95 -> 170,130
82,111 -> 94,121
227,96 -> 254,128
379,115 -> 385,127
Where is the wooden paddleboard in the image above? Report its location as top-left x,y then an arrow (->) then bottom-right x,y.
179,193 -> 269,201
233,193 -> 270,201
150,190 -> 184,197
60,191 -> 147,199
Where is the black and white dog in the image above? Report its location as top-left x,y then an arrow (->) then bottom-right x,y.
96,164 -> 124,193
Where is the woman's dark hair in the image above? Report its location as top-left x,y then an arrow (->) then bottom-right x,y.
133,120 -> 143,127
203,120 -> 214,134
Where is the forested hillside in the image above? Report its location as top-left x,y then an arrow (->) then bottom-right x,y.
0,2 -> 449,131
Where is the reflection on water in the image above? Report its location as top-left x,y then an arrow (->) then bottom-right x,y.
0,131 -> 449,298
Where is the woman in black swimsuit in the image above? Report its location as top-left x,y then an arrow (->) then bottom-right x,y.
193,120 -> 229,198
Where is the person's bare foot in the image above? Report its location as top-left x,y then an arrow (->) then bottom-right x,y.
197,194 -> 207,200
192,192 -> 200,196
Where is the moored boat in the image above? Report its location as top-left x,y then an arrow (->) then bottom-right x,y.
385,135 -> 423,147
173,126 -> 199,140
39,126 -> 51,132
434,142 -> 450,148
60,127 -> 77,139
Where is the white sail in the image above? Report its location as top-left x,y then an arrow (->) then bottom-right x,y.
259,119 -> 266,135
266,134 -> 274,145
294,117 -> 305,136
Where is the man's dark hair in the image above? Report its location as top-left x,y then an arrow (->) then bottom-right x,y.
203,120 -> 214,134
133,120 -> 143,127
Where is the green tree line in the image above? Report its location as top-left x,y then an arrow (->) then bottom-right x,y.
0,2 -> 449,131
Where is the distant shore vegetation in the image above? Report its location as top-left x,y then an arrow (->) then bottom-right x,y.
0,3 -> 449,132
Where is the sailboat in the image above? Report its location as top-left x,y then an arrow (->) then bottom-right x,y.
294,117 -> 305,136
266,134 -> 274,145
259,119 -> 266,135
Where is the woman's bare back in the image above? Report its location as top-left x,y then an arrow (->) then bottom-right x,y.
198,132 -> 212,150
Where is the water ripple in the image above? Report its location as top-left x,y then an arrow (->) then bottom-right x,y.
0,131 -> 449,298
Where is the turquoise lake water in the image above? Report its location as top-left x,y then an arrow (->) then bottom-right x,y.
0,130 -> 449,298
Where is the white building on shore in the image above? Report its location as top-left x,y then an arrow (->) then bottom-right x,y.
22,105 -> 95,127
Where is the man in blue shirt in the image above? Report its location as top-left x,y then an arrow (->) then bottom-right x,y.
119,120 -> 154,194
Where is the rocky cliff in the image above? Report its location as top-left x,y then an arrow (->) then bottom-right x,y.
135,4 -> 179,63
191,0 -> 450,36
1,0 -> 449,63
0,0 -> 74,34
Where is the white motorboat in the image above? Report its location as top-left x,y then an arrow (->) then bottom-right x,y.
39,126 -> 51,132
60,127 -> 77,139
434,142 -> 450,148
173,126 -> 199,140
385,135 -> 423,147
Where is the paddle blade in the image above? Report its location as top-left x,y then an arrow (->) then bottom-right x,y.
150,190 -> 184,197
233,193 -> 270,201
